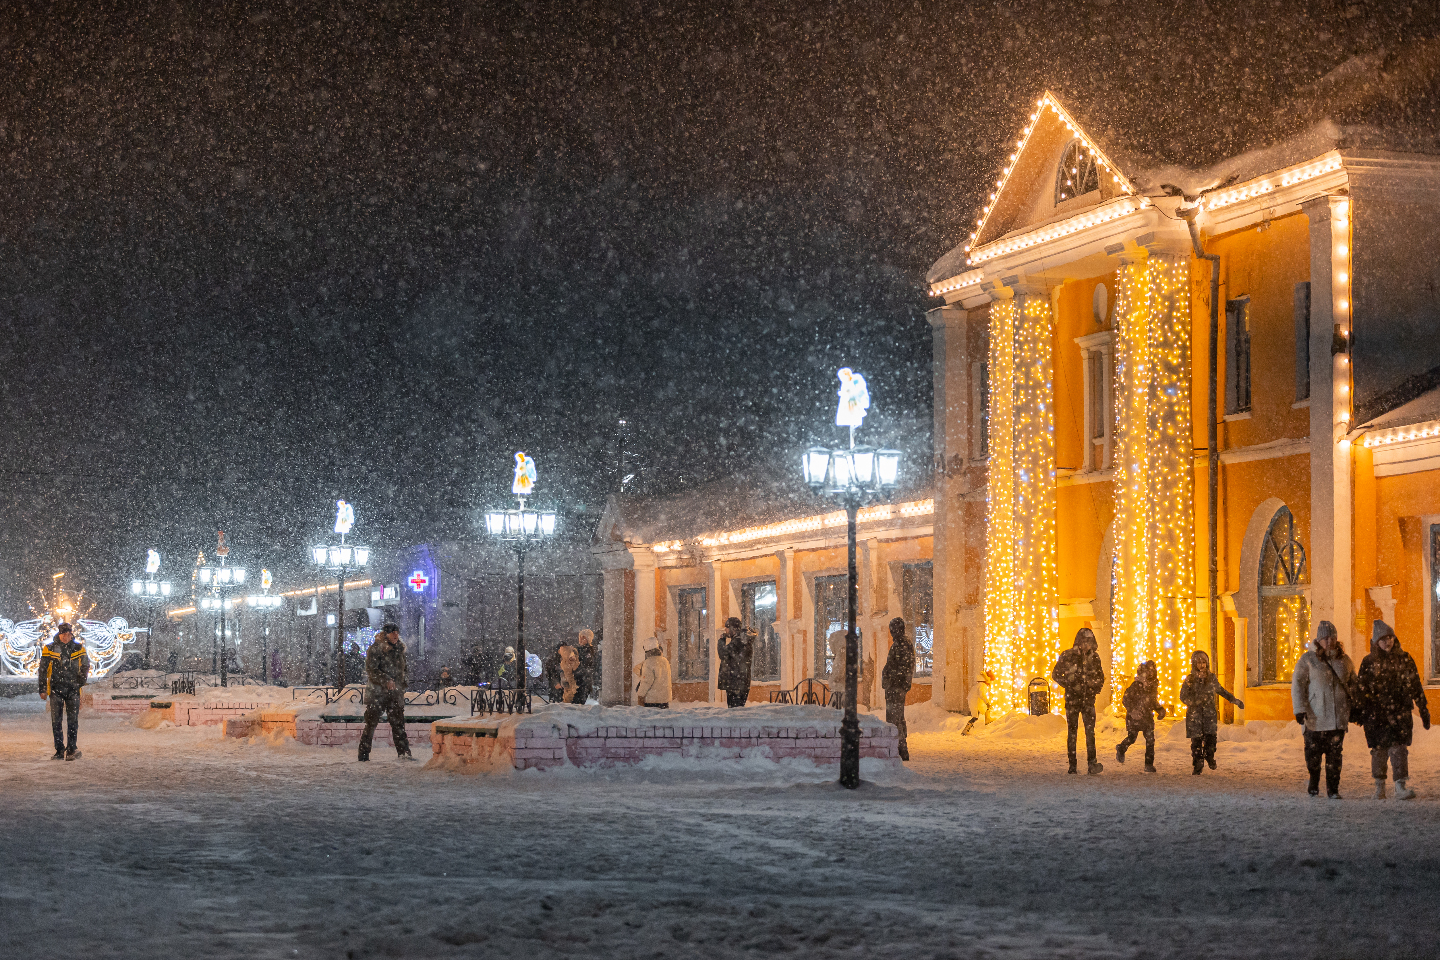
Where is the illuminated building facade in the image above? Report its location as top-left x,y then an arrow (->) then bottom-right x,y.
594,477 -> 935,705
927,84 -> 1440,720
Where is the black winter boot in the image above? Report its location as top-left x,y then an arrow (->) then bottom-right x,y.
1068,757 -> 1078,775
1115,744 -> 1126,764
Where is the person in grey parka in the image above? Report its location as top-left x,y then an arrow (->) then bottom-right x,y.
1180,650 -> 1244,776
1291,621 -> 1354,798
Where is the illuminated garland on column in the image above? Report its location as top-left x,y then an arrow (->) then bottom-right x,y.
983,294 -> 1058,714
1111,256 -> 1194,705
983,300 -> 1019,713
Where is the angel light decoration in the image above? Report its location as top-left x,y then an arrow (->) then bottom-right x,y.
512,451 -> 537,497
146,549 -> 161,574
836,367 -> 870,429
334,499 -> 355,537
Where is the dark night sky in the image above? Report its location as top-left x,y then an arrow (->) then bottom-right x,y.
0,0 -> 1431,612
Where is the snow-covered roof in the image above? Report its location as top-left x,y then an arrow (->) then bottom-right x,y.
597,472 -> 933,547
928,38 -> 1440,286
1359,378 -> 1440,432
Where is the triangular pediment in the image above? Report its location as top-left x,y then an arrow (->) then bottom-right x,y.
968,92 -> 1136,254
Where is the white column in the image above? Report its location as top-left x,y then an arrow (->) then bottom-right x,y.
706,560 -> 723,704
1302,195 -> 1354,653
926,302 -> 969,712
632,551 -> 657,695
595,543 -> 635,706
776,548 -> 793,688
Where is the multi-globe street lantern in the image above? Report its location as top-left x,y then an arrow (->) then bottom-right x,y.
246,568 -> 283,684
801,368 -> 901,790
197,532 -> 247,688
309,500 -> 369,689
129,549 -> 173,669
483,451 -> 557,708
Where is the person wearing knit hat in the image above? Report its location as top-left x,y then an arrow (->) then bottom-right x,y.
1291,621 -> 1353,797
1052,627 -> 1106,774
635,637 -> 671,708
1357,620 -> 1430,800
1182,649 -> 1245,776
38,623 -> 90,760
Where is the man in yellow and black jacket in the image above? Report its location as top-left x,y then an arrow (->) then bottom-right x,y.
38,623 -> 90,760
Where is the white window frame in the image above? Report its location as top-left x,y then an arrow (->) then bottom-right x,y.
1074,331 -> 1115,473
1421,514 -> 1440,685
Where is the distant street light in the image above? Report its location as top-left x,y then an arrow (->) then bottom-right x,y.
484,451 -> 557,710
802,368 -> 901,789
309,500 -> 370,689
246,568 -> 283,684
128,549 -> 173,670
197,532 -> 247,688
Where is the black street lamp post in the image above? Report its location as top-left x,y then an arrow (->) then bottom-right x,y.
309,500 -> 369,690
802,403 -> 901,789
485,452 -> 557,711
129,551 -> 173,670
197,532 -> 247,688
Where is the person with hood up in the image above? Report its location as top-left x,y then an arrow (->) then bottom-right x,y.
1115,660 -> 1167,772
38,623 -> 90,760
635,637 -> 672,708
717,617 -> 755,708
1358,620 -> 1430,800
880,617 -> 915,761
497,646 -> 518,690
574,628 -> 598,703
359,624 -> 414,762
1052,627 -> 1106,774
1181,650 -> 1245,776
1290,621 -> 1353,797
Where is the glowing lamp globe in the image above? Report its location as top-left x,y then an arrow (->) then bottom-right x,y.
484,511 -> 505,535
131,580 -> 144,595
353,547 -> 370,567
851,446 -> 877,487
311,546 -> 328,565
540,512 -> 557,535
802,447 -> 831,490
876,449 -> 902,489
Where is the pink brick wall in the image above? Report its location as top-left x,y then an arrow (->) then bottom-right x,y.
430,721 -> 899,772
293,718 -> 433,747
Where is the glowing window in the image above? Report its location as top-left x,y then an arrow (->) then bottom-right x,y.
1259,507 -> 1310,683
1055,140 -> 1099,204
741,581 -> 780,683
676,587 -> 709,682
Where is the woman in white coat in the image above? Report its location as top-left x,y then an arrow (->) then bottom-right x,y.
635,637 -> 672,708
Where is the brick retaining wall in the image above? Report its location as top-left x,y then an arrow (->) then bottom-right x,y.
430,711 -> 901,772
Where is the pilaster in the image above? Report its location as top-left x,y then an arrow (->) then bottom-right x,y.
594,543 -> 636,706
1301,194 -> 1354,653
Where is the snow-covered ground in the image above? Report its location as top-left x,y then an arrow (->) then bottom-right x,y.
4,697 -> 1440,959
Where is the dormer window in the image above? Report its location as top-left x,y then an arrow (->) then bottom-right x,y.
1055,140 -> 1098,204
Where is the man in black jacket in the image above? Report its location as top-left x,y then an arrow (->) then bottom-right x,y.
38,623 -> 90,760
881,618 -> 915,761
717,617 -> 755,708
359,625 -> 413,761
1052,627 -> 1106,775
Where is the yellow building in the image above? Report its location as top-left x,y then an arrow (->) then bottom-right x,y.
926,74 -> 1440,721
594,478 -> 935,706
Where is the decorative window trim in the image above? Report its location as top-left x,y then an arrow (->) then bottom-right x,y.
1421,514 -> 1440,684
1055,139 -> 1099,206
1075,330 -> 1115,473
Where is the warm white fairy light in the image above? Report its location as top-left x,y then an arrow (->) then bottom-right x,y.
1362,421 -> 1440,447
1333,196 -> 1352,435
967,198 -> 1146,266
659,499 -> 937,551
1110,256 -> 1193,703
1203,155 -> 1344,214
965,92 -> 1137,262
983,295 -> 1058,715
930,268 -> 985,298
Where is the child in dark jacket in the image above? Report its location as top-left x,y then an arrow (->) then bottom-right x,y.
1116,660 -> 1166,772
1180,650 -> 1244,775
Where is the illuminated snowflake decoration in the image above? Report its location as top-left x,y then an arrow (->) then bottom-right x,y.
0,616 -> 137,679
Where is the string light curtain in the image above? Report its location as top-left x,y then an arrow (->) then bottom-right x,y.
1111,256 -> 1194,704
983,293 -> 1059,714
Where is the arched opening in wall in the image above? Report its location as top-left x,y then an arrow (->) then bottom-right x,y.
1055,139 -> 1099,205
1259,506 -> 1310,683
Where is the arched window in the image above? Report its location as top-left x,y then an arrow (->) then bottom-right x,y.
1055,140 -> 1099,205
1259,506 -> 1309,682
